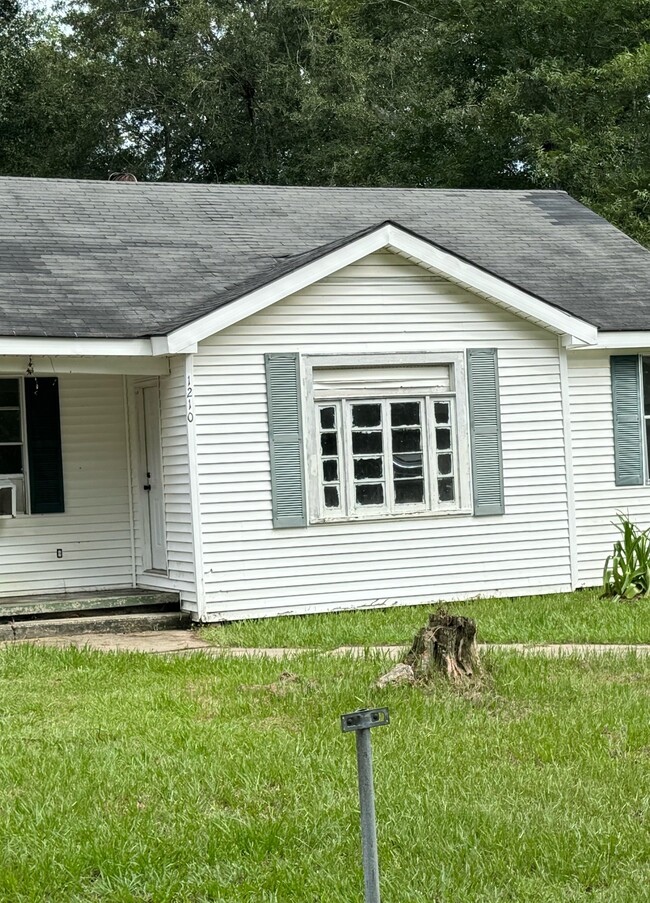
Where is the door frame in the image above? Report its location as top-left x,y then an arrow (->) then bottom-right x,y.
134,377 -> 168,574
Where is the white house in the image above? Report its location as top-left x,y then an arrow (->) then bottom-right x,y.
1,178 -> 650,622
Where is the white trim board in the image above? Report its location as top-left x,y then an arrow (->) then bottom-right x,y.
0,337 -> 197,358
0,337 -> 158,356
0,355 -> 170,376
184,355 -> 206,621
166,223 -> 599,350
575,331 -> 650,350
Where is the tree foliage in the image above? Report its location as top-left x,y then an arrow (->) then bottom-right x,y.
1,0 -> 649,242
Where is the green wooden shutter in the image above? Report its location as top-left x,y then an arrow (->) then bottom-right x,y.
467,349 -> 504,516
611,355 -> 644,486
265,353 -> 307,528
25,377 -> 65,514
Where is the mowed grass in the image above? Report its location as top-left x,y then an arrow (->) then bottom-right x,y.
201,589 -> 650,650
0,645 -> 649,902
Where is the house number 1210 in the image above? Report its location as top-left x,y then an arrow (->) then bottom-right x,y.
186,375 -> 194,423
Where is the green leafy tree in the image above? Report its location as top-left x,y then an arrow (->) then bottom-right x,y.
0,0 -> 649,244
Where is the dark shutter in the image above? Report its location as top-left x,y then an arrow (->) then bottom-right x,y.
467,348 -> 505,516
611,355 -> 644,486
25,377 -> 65,514
265,353 -> 307,528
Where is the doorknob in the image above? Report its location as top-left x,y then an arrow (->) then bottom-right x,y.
143,484 -> 151,491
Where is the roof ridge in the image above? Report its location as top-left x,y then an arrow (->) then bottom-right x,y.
0,176 -> 568,196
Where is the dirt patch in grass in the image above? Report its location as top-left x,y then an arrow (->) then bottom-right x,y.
239,670 -> 319,696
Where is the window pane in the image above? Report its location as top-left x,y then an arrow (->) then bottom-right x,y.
392,428 -> 421,453
320,406 -> 336,430
393,452 -> 423,478
435,427 -> 451,451
322,459 -> 338,482
354,457 -> 383,480
356,483 -> 384,506
438,477 -> 455,502
434,402 -> 449,424
352,430 -> 383,455
352,404 -> 381,428
0,379 -> 19,408
0,411 -> 21,443
437,453 -> 452,476
0,446 -> 22,473
390,402 -> 420,427
324,485 -> 340,508
395,479 -> 424,504
321,433 -> 338,456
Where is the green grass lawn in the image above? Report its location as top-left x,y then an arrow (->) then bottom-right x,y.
200,589 -> 650,650
1,644 -> 648,902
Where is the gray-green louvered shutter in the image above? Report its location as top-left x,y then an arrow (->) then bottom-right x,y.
611,355 -> 644,486
265,353 -> 307,527
467,349 -> 504,516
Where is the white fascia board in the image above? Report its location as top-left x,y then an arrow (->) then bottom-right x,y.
385,226 -> 598,345
580,331 -> 650,350
166,228 -> 391,351
0,336 -> 158,356
0,355 -> 170,376
166,223 -> 598,350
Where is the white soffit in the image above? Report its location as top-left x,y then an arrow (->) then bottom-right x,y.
166,223 -> 598,350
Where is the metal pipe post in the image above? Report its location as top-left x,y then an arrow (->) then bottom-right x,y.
355,726 -> 381,903
340,707 -> 390,903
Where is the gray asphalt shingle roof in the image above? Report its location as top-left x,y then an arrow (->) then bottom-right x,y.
1,177 -> 649,338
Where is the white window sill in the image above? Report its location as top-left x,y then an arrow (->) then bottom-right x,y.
310,506 -> 473,525
0,512 -> 66,519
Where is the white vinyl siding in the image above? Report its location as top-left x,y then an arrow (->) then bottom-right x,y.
129,359 -> 197,611
0,374 -> 133,596
193,250 -> 572,620
569,350 -> 650,585
160,359 -> 197,610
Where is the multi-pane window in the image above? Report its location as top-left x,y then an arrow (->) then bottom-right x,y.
0,378 -> 26,512
316,395 -> 458,518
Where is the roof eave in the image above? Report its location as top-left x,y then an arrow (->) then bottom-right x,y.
571,331 -> 650,351
0,336 -> 159,356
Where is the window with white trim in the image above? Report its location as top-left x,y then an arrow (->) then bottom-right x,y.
309,359 -> 468,520
0,378 -> 27,513
0,375 -> 65,516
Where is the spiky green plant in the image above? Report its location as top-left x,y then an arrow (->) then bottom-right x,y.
603,513 -> 650,600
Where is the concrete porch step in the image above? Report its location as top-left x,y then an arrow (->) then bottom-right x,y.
0,589 -> 180,620
0,610 -> 191,641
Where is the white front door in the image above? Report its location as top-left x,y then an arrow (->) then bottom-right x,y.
138,383 -> 167,572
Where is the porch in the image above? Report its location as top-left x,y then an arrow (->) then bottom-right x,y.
0,356 -> 197,616
0,588 -> 181,619
0,588 -> 189,640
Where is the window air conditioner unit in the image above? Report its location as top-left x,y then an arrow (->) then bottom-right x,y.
0,481 -> 16,518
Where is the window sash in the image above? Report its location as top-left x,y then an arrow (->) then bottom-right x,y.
0,379 -> 28,513
316,394 -> 459,519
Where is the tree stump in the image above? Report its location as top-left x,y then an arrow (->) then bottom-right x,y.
404,611 -> 479,683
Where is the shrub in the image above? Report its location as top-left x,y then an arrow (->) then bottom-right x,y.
603,514 -> 650,600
